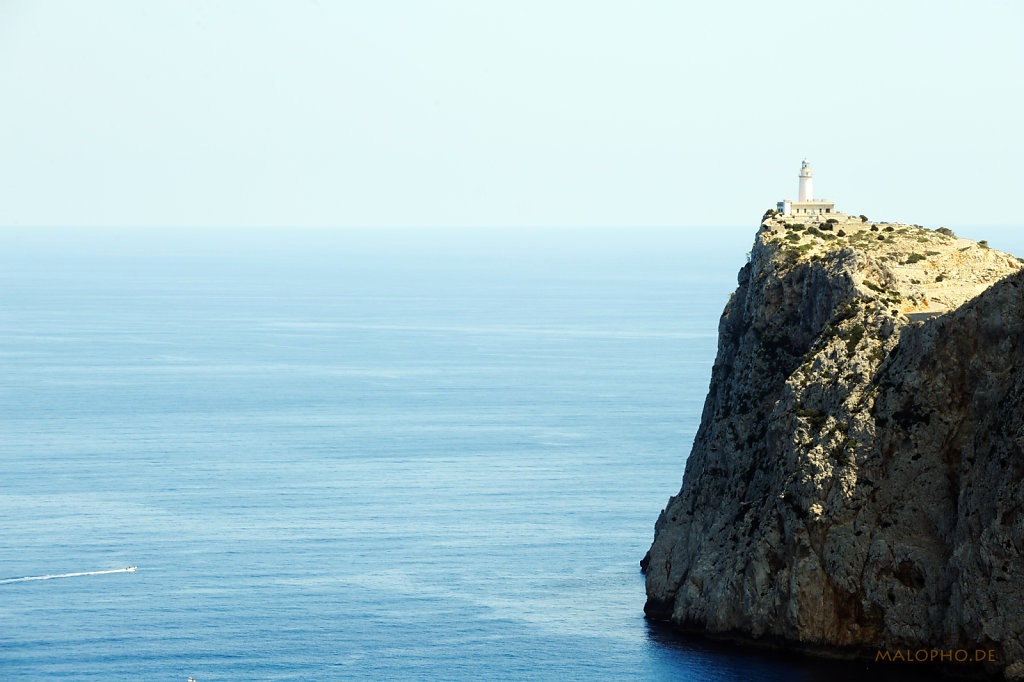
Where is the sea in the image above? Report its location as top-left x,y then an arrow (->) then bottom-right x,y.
2,225 -> 1017,681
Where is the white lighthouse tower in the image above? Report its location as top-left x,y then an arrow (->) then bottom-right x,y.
798,158 -> 813,202
777,159 -> 835,217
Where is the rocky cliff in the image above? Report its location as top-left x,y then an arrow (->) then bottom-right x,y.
643,213 -> 1024,678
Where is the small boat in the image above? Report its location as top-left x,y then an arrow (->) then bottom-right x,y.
126,566 -> 138,572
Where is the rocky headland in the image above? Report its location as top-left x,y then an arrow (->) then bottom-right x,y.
643,212 -> 1024,678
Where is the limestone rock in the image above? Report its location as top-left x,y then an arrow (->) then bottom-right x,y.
643,214 -> 1024,678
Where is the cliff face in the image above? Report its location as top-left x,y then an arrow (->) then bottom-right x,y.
643,214 -> 1024,678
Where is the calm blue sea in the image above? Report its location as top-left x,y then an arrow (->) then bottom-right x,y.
2,225 -> 1016,681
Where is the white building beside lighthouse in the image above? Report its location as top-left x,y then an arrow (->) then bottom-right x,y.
777,159 -> 835,217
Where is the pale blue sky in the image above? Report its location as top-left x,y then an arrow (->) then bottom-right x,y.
0,1 -> 1020,228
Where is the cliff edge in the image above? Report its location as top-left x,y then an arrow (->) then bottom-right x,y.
643,213 -> 1024,678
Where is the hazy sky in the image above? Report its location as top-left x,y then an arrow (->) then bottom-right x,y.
0,1 -> 1020,228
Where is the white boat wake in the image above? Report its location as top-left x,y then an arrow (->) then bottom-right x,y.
0,566 -> 138,585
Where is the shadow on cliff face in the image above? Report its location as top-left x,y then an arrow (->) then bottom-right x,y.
644,620 -> 984,681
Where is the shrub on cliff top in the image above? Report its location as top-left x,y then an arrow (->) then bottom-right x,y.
845,324 -> 866,356
905,253 -> 926,264
937,227 -> 956,237
863,280 -> 885,293
796,408 -> 828,428
831,302 -> 857,324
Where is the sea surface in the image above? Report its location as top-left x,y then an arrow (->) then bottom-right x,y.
1,225 -> 1018,681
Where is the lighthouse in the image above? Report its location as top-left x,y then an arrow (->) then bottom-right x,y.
777,159 -> 835,217
798,158 -> 813,202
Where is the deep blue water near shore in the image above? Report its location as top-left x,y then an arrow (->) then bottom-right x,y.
2,226 -> 1016,681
